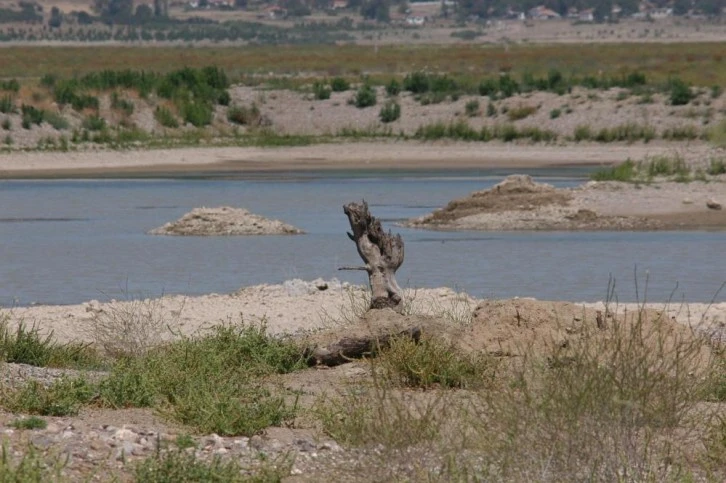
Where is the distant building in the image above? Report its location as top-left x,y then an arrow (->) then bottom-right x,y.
528,5 -> 561,19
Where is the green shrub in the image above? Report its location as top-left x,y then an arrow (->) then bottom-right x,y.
661,125 -> 700,140
181,102 -> 212,127
403,71 -> 430,94
669,78 -> 694,106
465,99 -> 480,117
154,106 -> 179,128
0,95 -> 14,114
385,78 -> 401,96
379,101 -> 401,123
574,124 -> 593,141
9,416 -> 47,430
0,78 -> 20,92
711,85 -> 723,99
110,92 -> 135,115
486,101 -> 496,117
379,336 -> 495,389
82,115 -> 106,131
44,111 -> 69,130
2,377 -> 96,416
590,159 -> 636,181
707,157 -> 726,175
354,84 -> 377,108
330,76 -> 350,92
550,108 -> 561,119
1,320 -> 102,369
227,104 -> 261,126
21,104 -> 45,128
1,118 -> 10,130
312,81 -> 331,100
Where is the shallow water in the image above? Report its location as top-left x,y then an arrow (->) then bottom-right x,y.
1,167 -> 725,306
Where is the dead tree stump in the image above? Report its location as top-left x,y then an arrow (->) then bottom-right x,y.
343,201 -> 405,312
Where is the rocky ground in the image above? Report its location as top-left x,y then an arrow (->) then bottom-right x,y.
2,279 -> 725,480
148,206 -> 304,236
405,173 -> 726,231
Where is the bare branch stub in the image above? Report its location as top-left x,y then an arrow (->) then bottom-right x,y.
343,200 -> 405,312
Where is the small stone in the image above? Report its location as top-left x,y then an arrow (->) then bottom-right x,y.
294,438 -> 316,452
214,447 -> 229,455
682,197 -> 693,204
45,423 -> 61,434
114,428 -> 137,442
205,433 -> 224,448
233,438 -> 249,450
89,440 -> 106,451
61,430 -> 75,440
249,435 -> 264,450
319,441 -> 342,452
707,199 -> 722,210
30,435 -> 55,450
290,467 -> 304,476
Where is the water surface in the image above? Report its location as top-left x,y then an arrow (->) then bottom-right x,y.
1,168 -> 724,306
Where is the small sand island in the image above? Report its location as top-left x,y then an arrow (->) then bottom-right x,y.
405,174 -> 726,231
149,206 -> 304,236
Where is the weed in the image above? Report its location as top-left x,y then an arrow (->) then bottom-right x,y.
330,76 -> 350,92
708,119 -> 726,147
573,124 -> 593,141
707,157 -> 726,176
385,78 -> 401,96
507,103 -> 537,121
44,111 -> 70,130
1,118 -> 10,130
0,443 -> 65,481
154,106 -> 179,128
464,99 -> 480,117
379,336 -> 496,389
0,318 -> 103,369
353,84 -> 376,108
86,296 -> 180,359
669,77 -> 694,105
312,81 -> 331,100
486,101 -> 496,117
9,416 -> 47,430
379,101 -> 400,123
549,108 -> 561,119
0,95 -> 14,114
134,446 -> 291,482
2,376 -> 96,416
590,159 -> 637,181
81,115 -> 106,131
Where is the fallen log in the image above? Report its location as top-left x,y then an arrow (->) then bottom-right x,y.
306,326 -> 421,367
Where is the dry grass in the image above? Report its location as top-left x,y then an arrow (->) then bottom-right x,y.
1,43 -> 725,87
315,303 -> 724,481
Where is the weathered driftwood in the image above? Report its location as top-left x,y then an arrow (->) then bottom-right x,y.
342,201 -> 405,312
306,327 -> 421,367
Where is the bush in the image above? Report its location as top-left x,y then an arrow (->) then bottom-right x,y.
82,115 -> 106,131
181,102 -> 212,127
573,124 -> 593,141
330,76 -> 350,92
354,84 -> 377,108
21,104 -> 45,128
1,118 -> 10,130
379,101 -> 401,123
486,101 -> 496,117
385,79 -> 401,96
707,157 -> 726,175
550,108 -> 561,119
465,99 -> 480,117
669,78 -> 694,106
154,106 -> 179,128
110,92 -> 134,116
44,111 -> 69,130
0,95 -> 14,114
312,81 -> 331,100
590,159 -> 637,181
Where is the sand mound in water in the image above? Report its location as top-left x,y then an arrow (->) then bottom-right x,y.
149,206 -> 304,236
406,174 -> 572,227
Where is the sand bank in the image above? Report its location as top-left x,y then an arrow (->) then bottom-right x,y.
0,141 -> 713,178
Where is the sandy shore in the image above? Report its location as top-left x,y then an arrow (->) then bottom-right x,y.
0,141 -> 713,178
406,174 -> 726,231
4,280 -> 725,346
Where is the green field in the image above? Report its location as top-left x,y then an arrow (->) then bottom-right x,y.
0,42 -> 724,86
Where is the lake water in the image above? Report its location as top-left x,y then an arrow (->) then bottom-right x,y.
1,167 -> 725,306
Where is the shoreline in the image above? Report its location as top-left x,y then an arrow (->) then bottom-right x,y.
0,141 -> 711,179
